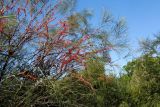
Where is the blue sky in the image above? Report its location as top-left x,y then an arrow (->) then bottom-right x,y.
76,0 -> 160,69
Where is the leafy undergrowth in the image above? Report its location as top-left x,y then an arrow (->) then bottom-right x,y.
0,60 -> 124,107
0,57 -> 160,107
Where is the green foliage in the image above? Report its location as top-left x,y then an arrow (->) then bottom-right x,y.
0,75 -> 95,107
123,54 -> 160,106
140,33 -> 160,54
0,58 -> 126,107
1,53 -> 160,106
81,58 -> 125,107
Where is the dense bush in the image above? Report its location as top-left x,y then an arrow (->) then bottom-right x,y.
0,59 -> 126,107
0,54 -> 160,107
122,54 -> 160,107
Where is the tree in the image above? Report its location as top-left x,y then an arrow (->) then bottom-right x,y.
0,1 -> 128,106
0,0 -> 78,80
0,0 -> 127,81
140,33 -> 160,55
